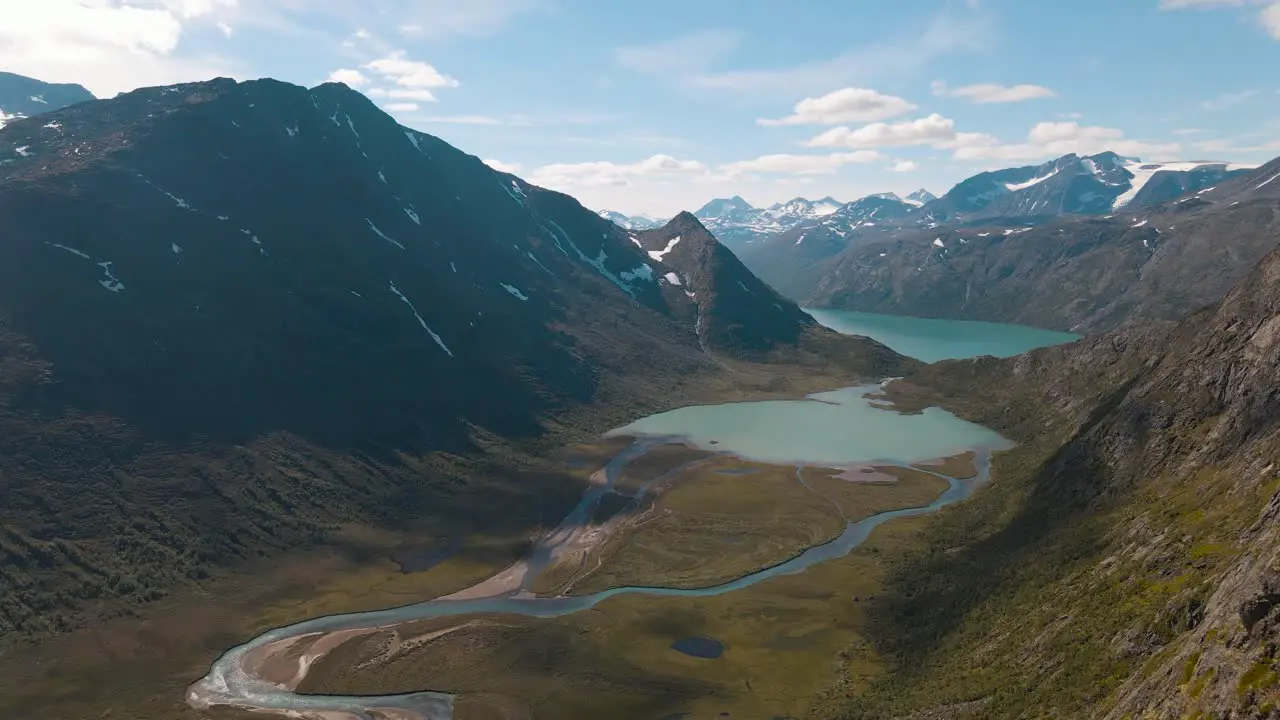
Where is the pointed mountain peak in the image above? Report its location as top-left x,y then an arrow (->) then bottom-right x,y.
694,196 -> 755,217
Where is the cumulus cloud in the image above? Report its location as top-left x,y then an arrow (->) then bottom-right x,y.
931,80 -> 1056,103
359,51 -> 459,101
758,87 -> 917,126
384,102 -> 420,112
529,154 -> 709,188
483,159 -> 523,173
889,160 -> 919,172
327,68 -> 369,87
720,151 -> 885,175
950,121 -> 1180,161
805,113 -> 962,149
0,0 -> 239,96
1265,3 -> 1280,36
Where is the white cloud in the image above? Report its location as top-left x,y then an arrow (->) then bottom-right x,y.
327,68 -> 369,87
384,102 -> 420,112
1160,0 -> 1280,39
1200,89 -> 1258,110
805,113 -> 962,149
216,21 -> 233,37
758,88 -> 917,126
529,154 -> 709,189
159,0 -> 239,19
1264,3 -> 1280,36
0,0 -> 239,97
950,121 -> 1180,161
361,51 -> 459,102
931,80 -> 1056,103
484,159 -> 523,173
889,160 -> 919,172
720,151 -> 886,175
615,29 -> 742,74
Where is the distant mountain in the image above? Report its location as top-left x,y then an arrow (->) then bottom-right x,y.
792,154 -> 1280,332
596,209 -> 663,230
693,195 -> 855,247
904,188 -> 936,207
737,192 -> 921,297
922,152 -> 1251,221
765,196 -> 844,224
0,76 -> 913,644
0,71 -> 93,127
694,195 -> 754,219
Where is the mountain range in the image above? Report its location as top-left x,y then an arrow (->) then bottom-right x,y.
735,151 -> 1272,332
0,75 -> 907,656
4,66 -> 1280,720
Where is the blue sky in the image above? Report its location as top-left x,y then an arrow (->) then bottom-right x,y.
3,0 -> 1279,215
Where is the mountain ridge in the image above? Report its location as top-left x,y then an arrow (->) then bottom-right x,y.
815,240 -> 1280,719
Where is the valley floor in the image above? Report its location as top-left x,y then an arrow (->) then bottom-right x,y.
0,354 -> 917,720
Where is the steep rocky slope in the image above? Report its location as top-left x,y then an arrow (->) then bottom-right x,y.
634,211 -> 887,358
788,155 -> 1280,332
815,244 -> 1280,719
0,77 -> 910,644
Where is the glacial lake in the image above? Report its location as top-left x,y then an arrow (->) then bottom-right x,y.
608,386 -> 1008,467
803,308 -> 1078,363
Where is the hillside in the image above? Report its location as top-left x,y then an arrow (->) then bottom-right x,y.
814,244 -> 1280,718
0,76 -> 913,653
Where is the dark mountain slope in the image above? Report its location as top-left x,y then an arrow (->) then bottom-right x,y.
816,244 -> 1280,718
0,77 -> 913,644
0,71 -> 94,125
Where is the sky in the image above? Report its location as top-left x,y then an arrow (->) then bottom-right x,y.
2,0 -> 1279,216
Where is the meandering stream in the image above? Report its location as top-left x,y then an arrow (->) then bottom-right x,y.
187,385 -> 1011,720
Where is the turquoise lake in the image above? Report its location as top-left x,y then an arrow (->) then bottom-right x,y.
803,308 -> 1079,363
608,385 -> 1008,467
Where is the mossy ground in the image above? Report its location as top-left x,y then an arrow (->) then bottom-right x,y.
301,516 -> 933,720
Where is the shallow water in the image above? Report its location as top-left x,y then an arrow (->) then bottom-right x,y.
671,637 -> 726,659
804,308 -> 1078,363
608,385 -> 1008,467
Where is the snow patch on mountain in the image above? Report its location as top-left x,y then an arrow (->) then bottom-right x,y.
647,235 -> 682,262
